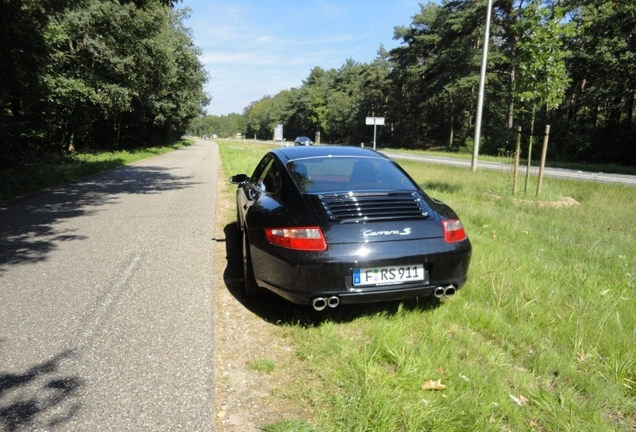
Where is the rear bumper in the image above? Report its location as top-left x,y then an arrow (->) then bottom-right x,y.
250,236 -> 471,306
261,280 -> 463,306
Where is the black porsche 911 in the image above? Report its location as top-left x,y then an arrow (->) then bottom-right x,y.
229,146 -> 471,311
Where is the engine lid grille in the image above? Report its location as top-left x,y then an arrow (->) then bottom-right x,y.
317,191 -> 430,223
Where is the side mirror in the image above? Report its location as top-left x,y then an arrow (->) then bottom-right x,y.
229,174 -> 249,184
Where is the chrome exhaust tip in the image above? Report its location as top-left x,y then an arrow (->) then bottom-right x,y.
327,296 -> 340,308
434,286 -> 446,298
311,297 -> 327,311
444,285 -> 456,298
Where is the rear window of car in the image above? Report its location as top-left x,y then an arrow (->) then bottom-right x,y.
286,157 -> 418,193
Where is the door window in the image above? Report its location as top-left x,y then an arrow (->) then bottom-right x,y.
251,154 -> 281,193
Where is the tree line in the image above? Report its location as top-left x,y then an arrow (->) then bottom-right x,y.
190,0 -> 635,166
1,0 -> 208,169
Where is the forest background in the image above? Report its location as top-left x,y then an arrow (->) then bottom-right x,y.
190,0 -> 636,167
2,0 -> 634,170
0,0 -> 208,170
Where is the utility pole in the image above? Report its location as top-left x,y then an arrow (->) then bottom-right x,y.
471,0 -> 494,171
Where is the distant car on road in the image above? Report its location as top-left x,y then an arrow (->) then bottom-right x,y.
294,136 -> 313,146
229,145 -> 472,310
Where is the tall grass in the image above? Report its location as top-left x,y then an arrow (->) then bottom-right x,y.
218,140 -> 636,431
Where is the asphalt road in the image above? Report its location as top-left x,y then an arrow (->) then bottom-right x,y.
380,150 -> 636,186
0,141 -> 219,430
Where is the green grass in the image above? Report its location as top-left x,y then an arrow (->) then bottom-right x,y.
217,140 -> 636,431
0,139 -> 193,203
263,420 -> 321,432
249,358 -> 277,374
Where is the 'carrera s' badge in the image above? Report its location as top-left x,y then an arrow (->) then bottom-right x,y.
363,228 -> 411,237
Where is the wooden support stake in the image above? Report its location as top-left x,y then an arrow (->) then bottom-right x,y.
513,126 -> 522,195
536,125 -> 550,196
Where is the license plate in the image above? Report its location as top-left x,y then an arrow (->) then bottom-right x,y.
353,264 -> 426,287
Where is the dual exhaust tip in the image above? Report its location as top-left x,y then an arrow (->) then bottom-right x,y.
311,296 -> 340,311
311,285 -> 456,310
434,285 -> 456,299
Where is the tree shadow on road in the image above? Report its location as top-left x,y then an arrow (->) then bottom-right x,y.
0,350 -> 82,431
221,223 -> 441,327
0,165 -> 200,274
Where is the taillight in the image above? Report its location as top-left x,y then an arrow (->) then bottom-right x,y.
441,219 -> 467,243
264,226 -> 327,251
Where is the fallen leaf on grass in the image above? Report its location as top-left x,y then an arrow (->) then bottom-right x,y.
509,394 -> 529,406
421,379 -> 446,390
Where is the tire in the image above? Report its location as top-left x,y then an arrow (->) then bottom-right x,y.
242,233 -> 260,298
236,195 -> 243,233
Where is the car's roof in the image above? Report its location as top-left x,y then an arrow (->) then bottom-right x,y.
272,145 -> 389,162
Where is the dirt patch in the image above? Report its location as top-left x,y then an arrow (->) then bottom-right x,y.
483,191 -> 581,208
213,162 -> 310,431
514,196 -> 580,208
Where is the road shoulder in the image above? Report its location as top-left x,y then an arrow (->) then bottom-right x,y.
214,159 -> 309,431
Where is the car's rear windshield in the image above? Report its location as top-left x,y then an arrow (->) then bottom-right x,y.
286,157 -> 418,193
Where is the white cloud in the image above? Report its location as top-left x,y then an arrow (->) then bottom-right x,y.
182,0 -> 423,115
201,51 -> 276,66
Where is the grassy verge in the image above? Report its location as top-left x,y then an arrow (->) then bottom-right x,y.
0,139 -> 193,203
225,139 -> 636,175
377,146 -> 636,176
218,139 -> 636,431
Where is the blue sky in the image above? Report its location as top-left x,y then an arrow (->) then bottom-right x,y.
180,0 -> 424,116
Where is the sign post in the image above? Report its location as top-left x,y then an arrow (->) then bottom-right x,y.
365,117 -> 385,150
274,124 -> 283,145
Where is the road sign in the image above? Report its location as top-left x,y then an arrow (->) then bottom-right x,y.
366,117 -> 385,125
274,124 -> 283,141
365,117 -> 385,150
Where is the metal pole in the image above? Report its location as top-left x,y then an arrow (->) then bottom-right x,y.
373,121 -> 377,151
471,0 -> 493,172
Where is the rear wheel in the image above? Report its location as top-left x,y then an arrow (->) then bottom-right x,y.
242,233 -> 260,298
